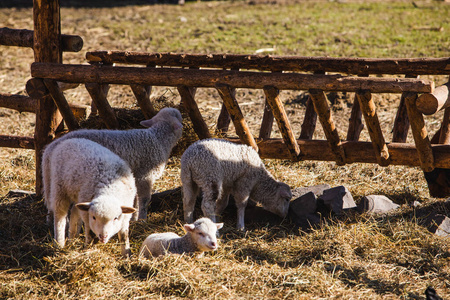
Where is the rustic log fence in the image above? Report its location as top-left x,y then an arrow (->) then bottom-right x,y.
1,0 -> 450,197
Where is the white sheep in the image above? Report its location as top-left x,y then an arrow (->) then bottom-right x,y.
43,138 -> 137,256
181,138 -> 292,231
43,107 -> 183,220
139,217 -> 223,258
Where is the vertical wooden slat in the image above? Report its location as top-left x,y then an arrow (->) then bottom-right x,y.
356,90 -> 390,166
259,99 -> 274,139
33,0 -> 62,196
43,79 -> 80,131
130,84 -> 156,119
215,83 -> 258,151
299,97 -> 317,140
439,107 -> 450,144
392,75 -> 417,142
404,91 -> 434,172
178,85 -> 211,140
346,94 -> 364,141
85,83 -> 119,129
216,104 -> 231,137
309,89 -> 346,165
263,85 -> 300,161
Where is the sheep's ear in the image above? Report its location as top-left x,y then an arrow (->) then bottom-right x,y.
76,202 -> 91,211
216,223 -> 224,230
140,119 -> 155,128
278,184 -> 292,198
121,206 -> 137,214
183,224 -> 196,232
171,119 -> 183,131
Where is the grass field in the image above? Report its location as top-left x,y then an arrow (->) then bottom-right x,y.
1,0 -> 450,299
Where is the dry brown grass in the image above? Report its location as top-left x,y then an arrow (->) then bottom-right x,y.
1,0 -> 450,299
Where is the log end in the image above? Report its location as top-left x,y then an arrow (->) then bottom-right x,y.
416,93 -> 439,115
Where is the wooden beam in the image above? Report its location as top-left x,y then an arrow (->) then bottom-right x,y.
0,27 -> 83,52
224,137 -> 450,168
439,107 -> 450,145
43,79 -> 80,131
0,135 -> 35,149
130,84 -> 156,119
263,85 -> 300,161
31,63 -> 435,93
309,89 -> 346,165
356,90 -> 390,166
215,83 -> 258,151
0,93 -> 36,113
346,96 -> 364,141
404,92 -> 435,172
86,51 -> 450,75
177,85 -> 211,140
85,83 -> 119,129
26,77 -> 79,99
416,82 -> 450,115
392,93 -> 411,143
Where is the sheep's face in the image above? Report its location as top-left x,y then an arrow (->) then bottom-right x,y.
262,182 -> 292,218
76,200 -> 136,244
184,218 -> 224,252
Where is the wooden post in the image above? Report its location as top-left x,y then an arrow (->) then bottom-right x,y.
346,96 -> 364,141
404,92 -> 434,172
299,98 -> 317,140
263,86 -> 300,161
0,135 -> 35,149
85,83 -> 119,129
309,89 -> 346,165
43,79 -> 80,131
178,85 -> 211,140
259,99 -> 274,139
416,82 -> 450,115
130,84 -> 156,119
33,0 -> 63,196
356,90 -> 390,166
392,75 -> 417,143
439,107 -> 450,145
216,104 -> 231,137
215,83 -> 258,151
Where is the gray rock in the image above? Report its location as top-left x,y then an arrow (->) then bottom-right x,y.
319,186 -> 356,215
357,195 -> 400,214
289,191 -> 317,217
426,214 -> 450,237
291,184 -> 331,199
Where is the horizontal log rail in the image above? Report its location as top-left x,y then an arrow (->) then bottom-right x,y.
416,82 -> 450,115
0,135 -> 35,149
86,51 -> 450,75
225,138 -> 450,168
31,63 -> 434,93
0,27 -> 83,52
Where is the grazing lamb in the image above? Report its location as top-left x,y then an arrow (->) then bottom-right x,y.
181,138 -> 292,231
139,217 -> 223,258
43,107 -> 183,220
43,138 -> 137,256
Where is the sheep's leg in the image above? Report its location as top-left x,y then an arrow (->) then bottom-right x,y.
182,179 -> 199,223
136,179 -> 152,220
234,193 -> 250,231
79,212 -> 93,247
118,228 -> 131,257
54,211 -> 68,248
201,183 -> 222,223
68,205 -> 81,240
215,193 -> 230,220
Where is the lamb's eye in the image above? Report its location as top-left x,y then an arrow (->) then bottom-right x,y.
92,216 -> 96,220
198,232 -> 204,237
114,217 -> 119,221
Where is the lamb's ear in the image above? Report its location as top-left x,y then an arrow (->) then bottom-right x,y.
183,224 -> 196,232
140,119 -> 155,128
75,202 -> 91,211
171,119 -> 183,131
278,184 -> 292,198
121,206 -> 137,214
216,223 -> 224,230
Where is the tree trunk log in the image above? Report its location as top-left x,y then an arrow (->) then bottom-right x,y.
439,107 -> 450,145
416,82 -> 450,115
0,27 -> 83,52
178,85 -> 211,140
31,63 -> 435,93
0,93 -> 37,113
33,0 -> 63,196
259,99 -> 274,139
356,90 -> 390,166
309,89 -> 346,165
216,83 -> 258,151
86,51 -> 450,75
263,86 -> 300,161
299,97 -> 317,140
392,93 -> 410,142
346,96 -> 364,141
404,92 -> 435,172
